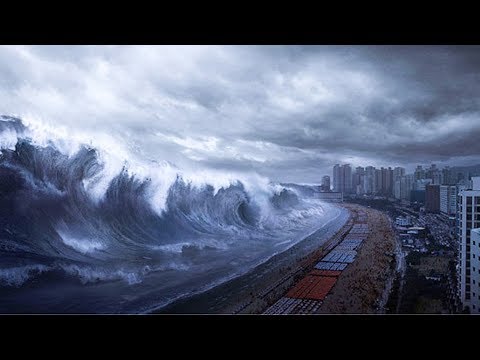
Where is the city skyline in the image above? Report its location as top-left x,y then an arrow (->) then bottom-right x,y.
327,162 -> 478,191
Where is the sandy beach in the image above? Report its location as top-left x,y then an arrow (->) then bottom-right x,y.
317,205 -> 396,313
262,203 -> 396,314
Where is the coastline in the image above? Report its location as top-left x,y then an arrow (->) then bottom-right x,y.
154,204 -> 351,314
154,203 -> 397,314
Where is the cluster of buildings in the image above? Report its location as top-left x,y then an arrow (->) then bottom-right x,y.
325,163 -> 480,313
328,163 -> 473,216
395,215 -> 428,251
331,164 -> 405,197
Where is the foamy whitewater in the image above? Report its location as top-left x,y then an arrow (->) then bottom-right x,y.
0,115 -> 344,313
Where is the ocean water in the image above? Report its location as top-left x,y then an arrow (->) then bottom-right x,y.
0,116 -> 345,313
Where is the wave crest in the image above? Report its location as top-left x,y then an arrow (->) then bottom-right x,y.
0,117 -> 327,291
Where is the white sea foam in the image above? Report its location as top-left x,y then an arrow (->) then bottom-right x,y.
60,262 -> 188,285
61,264 -> 142,285
1,115 -> 289,220
0,264 -> 50,287
59,233 -> 106,254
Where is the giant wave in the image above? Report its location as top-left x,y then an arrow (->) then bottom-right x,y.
0,115 -> 344,313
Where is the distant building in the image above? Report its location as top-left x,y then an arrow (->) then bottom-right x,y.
332,164 -> 352,195
353,167 -> 365,195
333,164 -> 341,193
404,174 -> 415,200
344,165 -> 352,194
469,228 -> 480,313
425,184 -> 440,213
393,167 -> 405,180
394,178 -> 401,200
374,168 -> 382,194
426,164 -> 437,179
442,166 -> 455,185
363,166 -> 376,194
432,171 -> 443,185
315,191 -> 343,202
415,165 -> 425,180
458,177 -> 480,312
321,175 -> 331,191
394,174 -> 414,201
426,164 -> 443,185
383,167 -> 393,196
376,167 -> 394,196
440,185 -> 457,216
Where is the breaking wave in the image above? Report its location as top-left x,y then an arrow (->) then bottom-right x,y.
0,115 -> 342,312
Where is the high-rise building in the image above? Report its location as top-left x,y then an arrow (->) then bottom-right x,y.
394,178 -> 401,199
458,177 -> 480,311
440,185 -> 457,215
442,166 -> 455,185
333,164 -> 342,193
426,164 -> 435,179
394,174 -> 414,201
404,174 -> 415,200
321,175 -> 331,191
387,167 -> 394,196
425,184 -> 440,213
354,167 -> 365,195
363,166 -> 376,194
433,170 -> 443,185
469,228 -> 480,313
423,164 -> 443,185
415,165 -> 425,180
344,164 -> 352,194
374,169 -> 382,194
393,167 -> 405,180
380,167 -> 393,196
355,167 -> 365,176
332,164 -> 353,194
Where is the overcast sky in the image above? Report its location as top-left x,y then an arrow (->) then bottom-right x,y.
1,45 -> 480,183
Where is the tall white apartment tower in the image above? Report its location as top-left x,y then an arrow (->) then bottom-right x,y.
332,164 -> 353,194
440,185 -> 457,216
469,228 -> 480,313
458,177 -> 480,311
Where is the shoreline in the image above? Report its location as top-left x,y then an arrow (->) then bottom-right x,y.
154,203 -> 397,314
154,205 -> 351,314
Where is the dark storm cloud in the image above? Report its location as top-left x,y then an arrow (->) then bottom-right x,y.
1,45 -> 480,183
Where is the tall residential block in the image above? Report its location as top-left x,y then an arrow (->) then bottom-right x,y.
458,177 -> 480,311
321,175 -> 331,191
332,164 -> 353,195
415,165 -> 425,180
363,166 -> 376,194
393,166 -> 405,180
425,184 -> 440,213
440,185 -> 457,216
469,228 -> 480,313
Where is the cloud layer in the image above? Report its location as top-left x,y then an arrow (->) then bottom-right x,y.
1,45 -> 479,183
